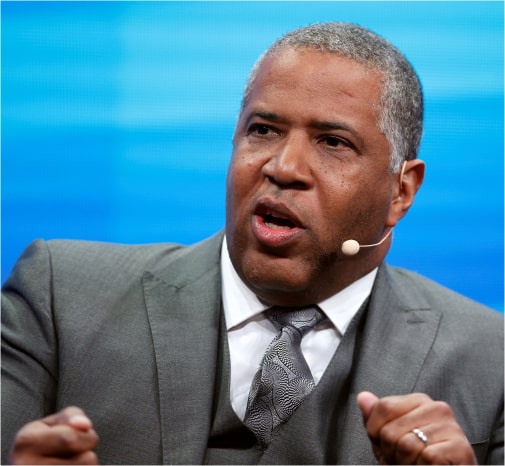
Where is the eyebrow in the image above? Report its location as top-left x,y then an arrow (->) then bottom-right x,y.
247,111 -> 364,145
249,111 -> 355,132
312,120 -> 354,132
247,111 -> 287,124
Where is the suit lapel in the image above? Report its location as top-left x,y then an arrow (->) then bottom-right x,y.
340,264 -> 442,464
141,243 -> 443,465
142,233 -> 224,464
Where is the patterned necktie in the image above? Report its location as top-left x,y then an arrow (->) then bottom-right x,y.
243,306 -> 327,448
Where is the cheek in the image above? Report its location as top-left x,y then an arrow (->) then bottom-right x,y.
316,170 -> 391,238
338,186 -> 393,235
227,160 -> 244,202
230,146 -> 266,185
226,155 -> 257,218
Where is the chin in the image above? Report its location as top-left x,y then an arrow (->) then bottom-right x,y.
240,257 -> 319,306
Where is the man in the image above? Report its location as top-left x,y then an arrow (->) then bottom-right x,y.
2,22 -> 503,465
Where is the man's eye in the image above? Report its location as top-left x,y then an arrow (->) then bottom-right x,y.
247,124 -> 275,136
323,136 -> 347,148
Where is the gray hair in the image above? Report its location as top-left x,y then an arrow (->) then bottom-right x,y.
241,22 -> 423,172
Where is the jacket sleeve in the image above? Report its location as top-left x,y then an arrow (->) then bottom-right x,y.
485,402 -> 504,465
1,239 -> 58,464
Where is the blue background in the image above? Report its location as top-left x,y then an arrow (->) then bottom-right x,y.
2,1 -> 503,311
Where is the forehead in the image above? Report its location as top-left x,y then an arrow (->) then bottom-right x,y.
244,48 -> 384,124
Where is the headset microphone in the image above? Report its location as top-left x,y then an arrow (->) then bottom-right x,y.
341,228 -> 393,256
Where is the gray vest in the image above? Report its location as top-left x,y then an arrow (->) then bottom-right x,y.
205,300 -> 370,465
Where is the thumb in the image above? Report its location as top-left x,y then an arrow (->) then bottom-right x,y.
357,391 -> 379,422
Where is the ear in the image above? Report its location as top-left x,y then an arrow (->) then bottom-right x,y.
385,159 -> 425,227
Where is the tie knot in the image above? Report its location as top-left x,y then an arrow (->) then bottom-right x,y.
266,306 -> 326,337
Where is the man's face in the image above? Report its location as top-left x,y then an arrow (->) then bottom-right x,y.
226,48 -> 398,306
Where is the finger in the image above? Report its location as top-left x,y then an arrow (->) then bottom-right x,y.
365,393 -> 432,439
357,391 -> 379,422
12,449 -> 99,465
378,400 -> 456,456
376,409 -> 434,462
394,428 -> 427,465
416,439 -> 477,465
14,421 -> 99,457
44,406 -> 94,432
380,405 -> 472,465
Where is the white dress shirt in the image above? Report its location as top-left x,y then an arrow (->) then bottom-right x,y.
221,237 -> 377,420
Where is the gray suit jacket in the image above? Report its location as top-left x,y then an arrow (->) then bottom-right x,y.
2,232 -> 503,464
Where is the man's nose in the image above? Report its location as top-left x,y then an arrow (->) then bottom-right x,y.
262,134 -> 313,189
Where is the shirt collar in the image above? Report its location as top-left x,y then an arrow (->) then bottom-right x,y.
221,236 -> 377,336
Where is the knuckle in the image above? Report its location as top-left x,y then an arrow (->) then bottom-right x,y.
379,424 -> 397,445
14,427 -> 37,449
63,405 -> 81,413
89,430 -> 100,448
57,405 -> 81,421
80,450 -> 99,465
396,433 -> 416,455
420,440 -> 475,465
419,445 -> 443,464
57,428 -> 80,451
412,392 -> 432,401
432,400 -> 453,416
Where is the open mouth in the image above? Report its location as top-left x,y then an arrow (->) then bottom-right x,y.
263,213 -> 297,230
252,199 -> 305,247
